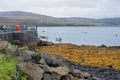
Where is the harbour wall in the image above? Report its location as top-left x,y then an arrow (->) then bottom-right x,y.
0,30 -> 39,44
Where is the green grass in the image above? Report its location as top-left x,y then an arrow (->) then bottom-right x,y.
0,53 -> 27,80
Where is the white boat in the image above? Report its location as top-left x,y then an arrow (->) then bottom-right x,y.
39,35 -> 48,41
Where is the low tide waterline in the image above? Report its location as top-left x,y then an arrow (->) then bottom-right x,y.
37,26 -> 120,46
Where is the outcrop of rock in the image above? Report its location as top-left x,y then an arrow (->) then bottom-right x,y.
14,47 -> 99,80
2,42 -> 120,80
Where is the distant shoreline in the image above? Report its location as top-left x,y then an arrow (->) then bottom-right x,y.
38,26 -> 120,27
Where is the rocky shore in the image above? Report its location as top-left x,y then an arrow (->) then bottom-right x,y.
34,43 -> 120,70
0,41 -> 120,80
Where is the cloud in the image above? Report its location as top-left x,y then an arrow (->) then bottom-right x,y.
0,0 -> 120,18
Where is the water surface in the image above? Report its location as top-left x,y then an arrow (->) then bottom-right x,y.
37,26 -> 120,46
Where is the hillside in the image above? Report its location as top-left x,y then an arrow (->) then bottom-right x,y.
0,11 -> 67,26
0,11 -> 120,26
99,17 -> 120,26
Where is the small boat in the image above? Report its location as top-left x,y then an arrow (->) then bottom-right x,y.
39,35 -> 48,41
115,34 -> 118,36
42,31 -> 45,32
56,37 -> 62,42
82,31 -> 88,33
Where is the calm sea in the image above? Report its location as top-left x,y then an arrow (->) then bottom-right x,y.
37,26 -> 120,46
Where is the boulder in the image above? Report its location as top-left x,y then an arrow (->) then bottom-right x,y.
51,58 -> 62,67
71,69 -> 91,79
71,69 -> 82,78
31,52 -> 41,63
42,73 -> 61,80
39,58 -> 47,65
61,74 -> 82,80
42,73 -> 52,80
17,62 -> 44,80
41,52 -> 62,67
18,47 -> 29,55
0,41 -> 8,51
40,64 -> 51,73
20,52 -> 32,62
92,77 -> 101,80
56,55 -> 76,68
41,52 -> 55,64
5,43 -> 18,56
37,40 -> 53,46
19,49 -> 35,62
80,72 -> 92,79
49,66 -> 69,76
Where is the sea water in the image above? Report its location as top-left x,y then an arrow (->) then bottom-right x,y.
37,26 -> 120,46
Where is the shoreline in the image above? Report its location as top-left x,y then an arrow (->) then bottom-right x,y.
26,43 -> 120,70
38,26 -> 120,27
25,42 -> 120,79
0,41 -> 120,80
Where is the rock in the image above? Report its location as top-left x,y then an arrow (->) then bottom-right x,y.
52,73 -> 61,80
92,76 -> 101,80
5,43 -> 18,56
76,70 -> 91,79
100,44 -> 107,47
20,49 -> 35,62
51,58 -> 62,67
70,69 -> 92,79
72,69 -> 82,78
17,62 -> 44,80
43,73 -> 60,80
42,73 -> 61,80
41,52 -> 54,64
18,47 -> 29,55
49,66 -> 69,76
75,65 -> 120,80
0,41 -> 8,51
31,52 -> 41,63
39,58 -> 47,65
40,64 -> 51,73
37,40 -> 53,46
56,55 -> 64,61
81,72 -> 92,79
42,73 -> 52,80
61,74 -> 82,80
41,52 -> 62,67
56,56 -> 76,68
20,52 -> 32,62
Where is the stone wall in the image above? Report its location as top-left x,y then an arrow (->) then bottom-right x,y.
0,30 -> 39,44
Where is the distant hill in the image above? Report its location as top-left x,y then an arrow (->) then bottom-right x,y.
0,11 -> 120,26
60,17 -> 105,26
98,17 -> 120,26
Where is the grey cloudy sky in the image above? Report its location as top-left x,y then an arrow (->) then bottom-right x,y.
0,0 -> 120,18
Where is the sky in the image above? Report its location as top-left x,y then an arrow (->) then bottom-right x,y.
0,0 -> 120,18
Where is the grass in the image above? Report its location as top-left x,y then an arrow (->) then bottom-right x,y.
0,53 -> 27,80
0,53 -> 17,80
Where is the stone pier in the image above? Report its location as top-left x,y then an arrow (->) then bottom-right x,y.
0,30 -> 39,44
